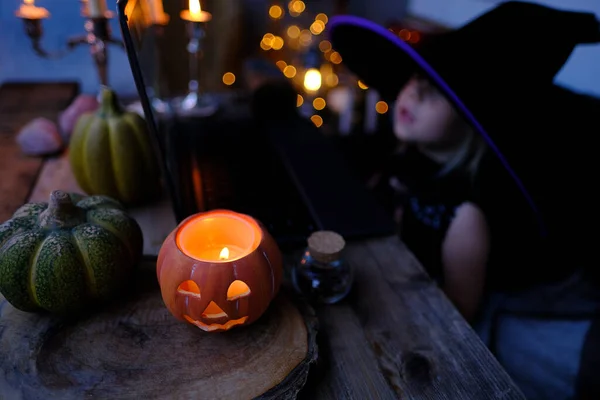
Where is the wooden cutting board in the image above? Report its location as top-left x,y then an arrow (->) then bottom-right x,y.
0,259 -> 318,400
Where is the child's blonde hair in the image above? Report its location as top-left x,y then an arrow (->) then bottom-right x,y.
438,126 -> 487,179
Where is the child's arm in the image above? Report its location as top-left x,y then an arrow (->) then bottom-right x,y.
441,202 -> 490,322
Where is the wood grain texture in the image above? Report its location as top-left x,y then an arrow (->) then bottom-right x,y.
0,82 -> 78,222
15,119 -> 526,399
306,237 -> 526,399
27,150 -> 176,256
0,259 -> 318,400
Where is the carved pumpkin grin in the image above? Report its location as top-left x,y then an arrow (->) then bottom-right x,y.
183,315 -> 249,332
176,279 -> 253,332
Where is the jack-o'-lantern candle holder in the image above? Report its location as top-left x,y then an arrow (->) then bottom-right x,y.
157,210 -> 283,332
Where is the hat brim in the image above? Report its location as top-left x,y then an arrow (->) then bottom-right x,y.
329,15 -> 490,136
328,15 -> 546,236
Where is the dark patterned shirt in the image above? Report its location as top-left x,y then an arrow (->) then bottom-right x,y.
371,145 -> 549,291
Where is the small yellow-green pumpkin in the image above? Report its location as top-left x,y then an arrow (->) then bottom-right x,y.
69,86 -> 160,205
0,190 -> 143,314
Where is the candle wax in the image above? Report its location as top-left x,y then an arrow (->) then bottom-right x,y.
180,9 -> 212,23
193,244 -> 246,262
16,4 -> 49,20
88,0 -> 107,18
176,210 -> 262,262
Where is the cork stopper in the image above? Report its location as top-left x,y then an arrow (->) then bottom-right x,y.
307,231 -> 346,264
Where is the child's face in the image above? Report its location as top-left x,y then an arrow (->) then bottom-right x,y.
393,75 -> 462,146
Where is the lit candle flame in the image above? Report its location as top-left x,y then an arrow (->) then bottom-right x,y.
189,0 -> 201,18
304,68 -> 322,92
219,247 -> 229,260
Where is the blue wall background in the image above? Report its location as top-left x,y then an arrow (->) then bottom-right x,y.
408,0 -> 600,97
0,0 -> 137,96
1,0 -> 599,97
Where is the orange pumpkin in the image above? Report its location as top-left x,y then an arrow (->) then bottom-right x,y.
156,210 -> 283,332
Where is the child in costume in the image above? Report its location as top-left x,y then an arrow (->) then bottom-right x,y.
329,1 -> 600,323
330,2 -> 600,398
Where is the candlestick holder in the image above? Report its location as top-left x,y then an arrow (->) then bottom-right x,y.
299,47 -> 323,117
177,16 -> 218,116
16,9 -> 124,86
141,22 -> 171,114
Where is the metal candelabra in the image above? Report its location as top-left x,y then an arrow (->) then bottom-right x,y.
178,10 -> 218,116
16,7 -> 123,87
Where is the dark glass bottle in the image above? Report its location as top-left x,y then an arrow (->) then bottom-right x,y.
292,231 -> 353,304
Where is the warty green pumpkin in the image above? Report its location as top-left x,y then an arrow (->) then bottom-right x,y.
69,86 -> 161,205
0,190 -> 143,314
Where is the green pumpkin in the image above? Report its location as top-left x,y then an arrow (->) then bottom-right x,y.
69,86 -> 161,205
0,190 -> 143,314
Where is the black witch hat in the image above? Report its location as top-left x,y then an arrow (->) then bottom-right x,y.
329,1 -> 600,239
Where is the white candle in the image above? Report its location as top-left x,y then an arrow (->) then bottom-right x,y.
175,210 -> 261,263
193,245 -> 246,262
180,0 -> 212,22
15,0 -> 49,20
88,0 -> 107,18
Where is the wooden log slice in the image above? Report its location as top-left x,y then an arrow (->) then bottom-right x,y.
0,258 -> 318,400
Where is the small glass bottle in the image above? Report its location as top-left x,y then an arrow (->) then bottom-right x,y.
292,231 -> 353,304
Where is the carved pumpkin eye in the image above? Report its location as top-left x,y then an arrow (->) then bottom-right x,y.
227,280 -> 251,301
177,280 -> 201,298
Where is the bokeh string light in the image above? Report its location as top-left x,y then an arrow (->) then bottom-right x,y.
261,1 -> 337,127
259,2 -> 416,128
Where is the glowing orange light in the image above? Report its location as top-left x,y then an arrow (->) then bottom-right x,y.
375,101 -> 389,114
313,97 -> 326,110
181,0 -> 212,22
222,72 -> 236,85
310,115 -> 323,127
271,36 -> 284,50
329,51 -> 342,64
276,60 -> 287,71
190,0 -> 201,16
409,31 -> 421,43
319,40 -> 332,52
315,13 -> 328,24
399,29 -> 411,41
269,5 -> 283,19
219,247 -> 229,260
287,25 -> 300,38
310,20 -> 325,35
283,65 -> 297,78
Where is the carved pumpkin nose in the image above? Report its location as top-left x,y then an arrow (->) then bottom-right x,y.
202,301 -> 228,319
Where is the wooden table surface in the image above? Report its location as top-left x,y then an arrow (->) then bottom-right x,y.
0,83 -> 526,399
